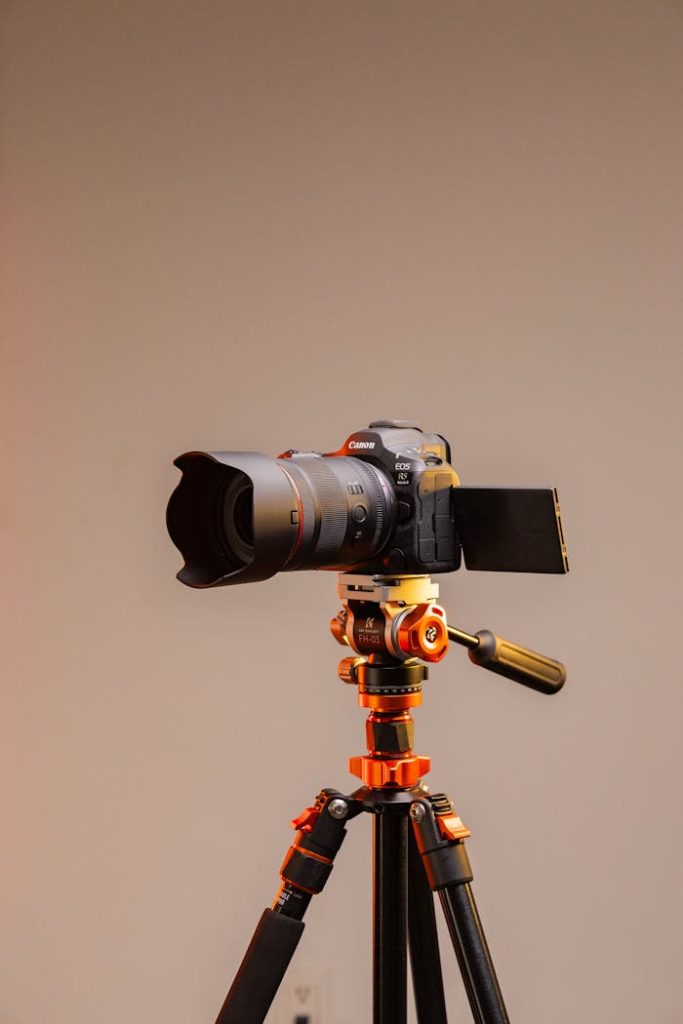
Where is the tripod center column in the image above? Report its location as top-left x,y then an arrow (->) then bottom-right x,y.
348,659 -> 431,788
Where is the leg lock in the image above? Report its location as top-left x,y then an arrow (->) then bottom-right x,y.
410,796 -> 474,891
421,842 -> 473,891
280,790 -> 358,896
280,846 -> 334,894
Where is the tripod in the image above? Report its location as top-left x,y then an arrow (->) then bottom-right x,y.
214,575 -> 566,1024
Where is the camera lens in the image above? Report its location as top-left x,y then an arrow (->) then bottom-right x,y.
167,449 -> 397,587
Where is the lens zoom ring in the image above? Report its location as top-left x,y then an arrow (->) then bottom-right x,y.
296,457 -> 349,558
279,454 -> 394,569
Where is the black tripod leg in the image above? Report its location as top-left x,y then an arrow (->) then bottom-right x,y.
215,789 -> 358,1024
410,795 -> 510,1024
215,908 -> 305,1024
438,883 -> 508,1024
407,825 -> 449,1024
374,810 -> 408,1024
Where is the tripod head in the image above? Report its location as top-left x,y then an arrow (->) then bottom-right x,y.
331,572 -> 566,694
331,573 -> 566,789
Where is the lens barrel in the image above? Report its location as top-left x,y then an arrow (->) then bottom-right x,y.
281,454 -> 394,571
166,451 -> 396,587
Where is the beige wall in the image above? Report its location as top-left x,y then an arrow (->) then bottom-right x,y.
2,2 -> 682,1022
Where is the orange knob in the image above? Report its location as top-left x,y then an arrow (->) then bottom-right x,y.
397,604 -> 448,662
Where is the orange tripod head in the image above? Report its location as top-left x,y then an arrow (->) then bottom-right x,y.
330,573 -> 567,790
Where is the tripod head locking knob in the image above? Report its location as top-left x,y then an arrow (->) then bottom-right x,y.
338,656 -> 366,685
396,604 -> 449,662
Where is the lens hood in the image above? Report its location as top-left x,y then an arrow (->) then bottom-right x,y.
166,451 -> 299,587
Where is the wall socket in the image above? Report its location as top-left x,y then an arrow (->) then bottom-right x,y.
278,965 -> 327,1023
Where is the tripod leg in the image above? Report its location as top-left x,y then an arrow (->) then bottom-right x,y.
407,825 -> 449,1024
374,810 -> 408,1024
438,884 -> 508,1024
410,795 -> 510,1024
215,789 -> 357,1024
214,909 -> 304,1024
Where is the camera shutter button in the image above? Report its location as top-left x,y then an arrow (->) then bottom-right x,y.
352,504 -> 368,523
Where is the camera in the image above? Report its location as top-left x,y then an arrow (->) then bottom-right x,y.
166,419 -> 568,587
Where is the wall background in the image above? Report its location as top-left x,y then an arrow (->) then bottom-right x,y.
2,2 -> 682,1022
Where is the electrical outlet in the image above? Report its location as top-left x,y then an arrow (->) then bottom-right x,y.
278,965 -> 327,1023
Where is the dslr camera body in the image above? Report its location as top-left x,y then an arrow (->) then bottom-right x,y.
166,419 -> 567,588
